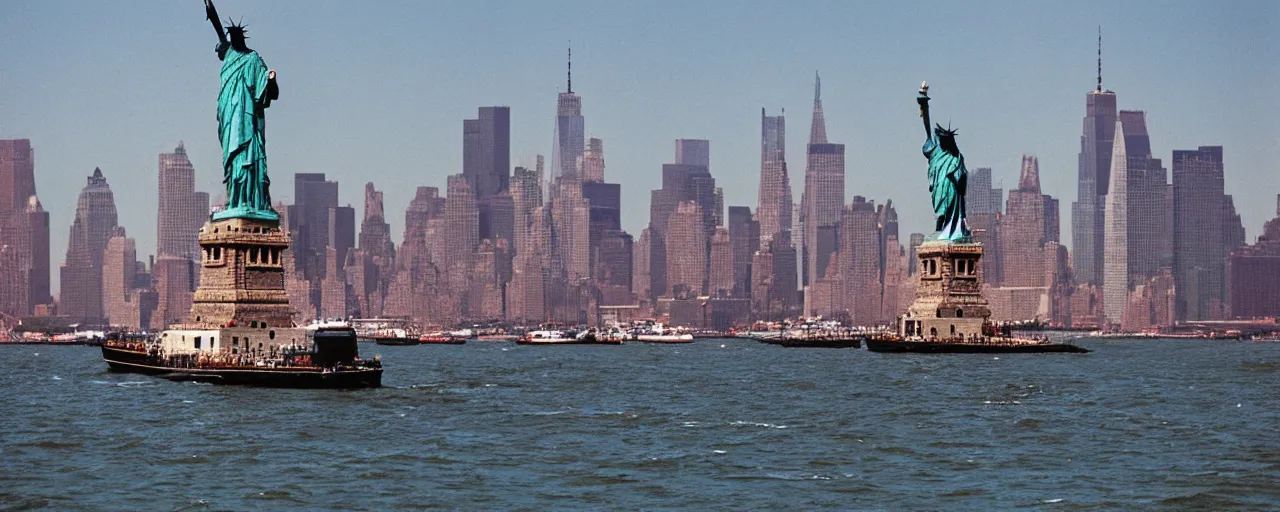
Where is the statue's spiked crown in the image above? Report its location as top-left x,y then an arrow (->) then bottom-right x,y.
934,123 -> 957,138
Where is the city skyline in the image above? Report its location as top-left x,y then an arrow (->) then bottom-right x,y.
1,1 -> 1277,295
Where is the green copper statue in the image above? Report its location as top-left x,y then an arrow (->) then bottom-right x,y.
205,0 -> 279,222
917,82 -> 971,242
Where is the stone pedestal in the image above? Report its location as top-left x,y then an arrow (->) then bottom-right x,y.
899,241 -> 991,339
185,217 -> 295,329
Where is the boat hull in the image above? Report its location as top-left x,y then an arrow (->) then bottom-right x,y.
419,338 -> 466,345
634,335 -> 694,343
101,346 -> 382,388
373,337 -> 419,346
865,338 -> 1089,354
767,338 -> 862,348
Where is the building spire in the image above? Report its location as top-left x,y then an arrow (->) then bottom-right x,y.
1097,26 -> 1103,92
813,70 -> 822,109
567,44 -> 572,94
809,71 -> 827,144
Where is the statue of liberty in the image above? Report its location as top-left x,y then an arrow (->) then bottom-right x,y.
205,0 -> 279,221
916,82 -> 971,242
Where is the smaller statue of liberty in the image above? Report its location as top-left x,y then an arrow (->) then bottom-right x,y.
917,82 -> 971,242
205,0 -> 280,221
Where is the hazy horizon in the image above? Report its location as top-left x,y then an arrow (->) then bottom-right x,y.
2,0 -> 1277,291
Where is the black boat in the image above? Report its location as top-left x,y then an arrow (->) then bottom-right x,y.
768,337 -> 863,348
102,326 -> 382,388
865,336 -> 1089,354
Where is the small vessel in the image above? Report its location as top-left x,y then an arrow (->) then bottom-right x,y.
757,320 -> 863,348
371,328 -> 419,346
101,323 -> 382,388
517,328 -> 599,345
419,332 -> 465,344
632,323 -> 694,343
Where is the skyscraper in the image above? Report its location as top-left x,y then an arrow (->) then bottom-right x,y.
60,167 -> 119,320
102,229 -> 138,327
675,139 -> 710,169
553,49 -> 585,183
756,108 -> 792,243
1172,146 -> 1231,320
1002,155 -> 1047,288
580,138 -> 605,183
666,201 -> 707,297
1071,31 -> 1117,285
1103,111 -> 1168,323
727,206 -> 759,298
157,142 -> 209,262
1101,117 -> 1130,323
802,71 -> 845,310
0,139 -> 50,315
462,106 -> 511,200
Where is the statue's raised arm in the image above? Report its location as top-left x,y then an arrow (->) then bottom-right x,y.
917,81 -> 932,140
205,0 -> 226,46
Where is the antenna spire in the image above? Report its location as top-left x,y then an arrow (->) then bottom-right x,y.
567,44 -> 572,94
1097,26 -> 1103,92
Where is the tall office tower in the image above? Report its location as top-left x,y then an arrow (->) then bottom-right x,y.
157,142 -> 207,262
583,181 -> 621,277
1002,155 -> 1048,287
101,229 -> 138,328
908,233 -> 925,275
1229,196 -> 1280,318
840,197 -> 882,326
708,227 -> 734,297
60,168 -> 119,320
727,206 -> 759,298
597,230 -> 633,305
665,201 -> 708,297
632,228 -> 652,303
756,109 -> 792,243
286,173 -> 340,280
23,197 -> 51,311
551,180 -> 591,281
0,139 -> 49,314
464,106 -> 511,242
444,174 -> 480,283
877,201 -> 899,297
319,247 -> 348,320
648,153 -> 717,300
353,182 -> 395,317
1044,196 -> 1061,244
580,138 -> 605,183
1101,117 -> 1129,323
1103,111 -> 1168,322
150,254 -> 193,330
510,167 -> 542,255
554,49 -> 585,183
802,71 -> 845,294
966,167 -> 1003,215
463,106 -> 511,200
712,187 -> 724,228
881,234 -> 908,322
1072,33 -> 1117,285
766,232 -> 798,319
1173,146 -> 1234,320
675,139 -> 710,168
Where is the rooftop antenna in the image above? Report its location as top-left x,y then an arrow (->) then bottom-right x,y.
1096,26 -> 1103,92
567,44 -> 572,94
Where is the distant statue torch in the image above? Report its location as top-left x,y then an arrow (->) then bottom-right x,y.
918,81 -> 932,138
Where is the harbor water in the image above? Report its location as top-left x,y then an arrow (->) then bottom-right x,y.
2,339 -> 1277,510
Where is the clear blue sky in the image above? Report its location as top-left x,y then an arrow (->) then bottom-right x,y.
2,0 -> 1277,291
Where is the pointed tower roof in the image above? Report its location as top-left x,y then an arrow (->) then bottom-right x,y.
808,71 -> 827,144
1018,155 -> 1041,192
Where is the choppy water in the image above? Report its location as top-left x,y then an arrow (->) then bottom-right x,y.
2,339 -> 1277,510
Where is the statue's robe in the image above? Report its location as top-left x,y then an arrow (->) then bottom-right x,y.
216,42 -> 278,219
922,136 -> 971,241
